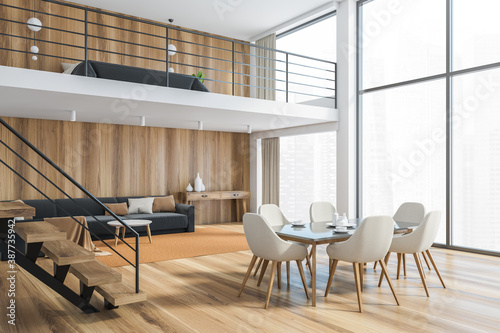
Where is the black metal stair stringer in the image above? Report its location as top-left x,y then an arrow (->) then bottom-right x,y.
0,241 -> 99,313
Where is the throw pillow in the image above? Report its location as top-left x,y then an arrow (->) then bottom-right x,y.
151,195 -> 176,212
128,197 -> 154,214
61,62 -> 79,74
104,203 -> 129,216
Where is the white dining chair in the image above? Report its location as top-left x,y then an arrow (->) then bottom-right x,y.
309,201 -> 336,222
254,204 -> 312,283
325,216 -> 399,313
309,201 -> 336,270
258,204 -> 289,225
373,202 -> 428,273
238,213 -> 309,309
378,211 -> 446,297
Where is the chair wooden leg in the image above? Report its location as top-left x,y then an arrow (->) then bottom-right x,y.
277,262 -> 282,289
396,253 -> 402,279
422,251 -> 432,270
296,260 -> 309,299
373,261 -> 378,270
413,253 -> 429,297
353,263 -> 363,313
286,261 -> 290,287
257,260 -> 269,286
403,253 -> 407,277
238,255 -> 258,297
379,259 -> 400,306
265,261 -> 278,309
359,263 -> 364,291
324,259 -> 338,297
426,249 -> 446,288
253,258 -> 263,277
378,252 -> 391,287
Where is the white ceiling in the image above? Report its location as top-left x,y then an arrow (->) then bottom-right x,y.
65,0 -> 334,41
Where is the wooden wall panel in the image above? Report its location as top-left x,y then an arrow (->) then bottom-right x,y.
0,0 -> 250,97
0,117 -> 250,224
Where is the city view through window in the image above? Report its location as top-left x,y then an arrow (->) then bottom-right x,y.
360,0 -> 500,252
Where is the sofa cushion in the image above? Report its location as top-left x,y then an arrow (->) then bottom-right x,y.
22,199 -> 57,220
55,197 -> 118,217
104,203 -> 129,216
128,198 -> 154,214
152,195 -> 176,212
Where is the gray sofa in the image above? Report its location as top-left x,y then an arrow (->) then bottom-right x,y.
21,196 -> 195,240
72,60 -> 209,92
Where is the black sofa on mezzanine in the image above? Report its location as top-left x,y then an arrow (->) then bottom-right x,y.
20,196 -> 195,240
71,60 -> 209,92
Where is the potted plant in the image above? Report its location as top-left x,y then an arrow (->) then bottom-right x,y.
192,70 -> 205,83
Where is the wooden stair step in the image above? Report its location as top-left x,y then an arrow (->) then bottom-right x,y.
70,260 -> 122,287
95,281 -> 147,306
14,221 -> 66,243
42,240 -> 94,266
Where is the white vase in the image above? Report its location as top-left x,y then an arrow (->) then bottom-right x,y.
201,183 -> 205,192
194,173 -> 203,192
186,183 -> 193,192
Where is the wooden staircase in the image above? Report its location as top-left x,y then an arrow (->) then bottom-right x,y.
12,221 -> 146,313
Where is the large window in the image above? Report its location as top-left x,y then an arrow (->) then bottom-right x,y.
359,0 -> 500,253
362,80 -> 447,242
276,13 -> 336,104
280,132 -> 337,222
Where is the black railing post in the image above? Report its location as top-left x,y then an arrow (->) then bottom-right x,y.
232,42 -> 235,96
166,27 -> 170,87
84,8 -> 88,76
334,63 -> 337,108
136,234 -> 140,293
286,53 -> 289,103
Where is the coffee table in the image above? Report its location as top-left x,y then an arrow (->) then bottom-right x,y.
107,219 -> 152,246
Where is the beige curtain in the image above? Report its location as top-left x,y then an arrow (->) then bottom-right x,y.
262,137 -> 280,205
255,34 -> 276,101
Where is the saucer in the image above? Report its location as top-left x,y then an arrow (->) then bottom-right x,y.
290,221 -> 305,226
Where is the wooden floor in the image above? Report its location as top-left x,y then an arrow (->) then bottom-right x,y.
1,223 -> 500,333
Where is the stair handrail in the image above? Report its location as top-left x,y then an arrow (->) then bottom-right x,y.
0,117 -> 140,293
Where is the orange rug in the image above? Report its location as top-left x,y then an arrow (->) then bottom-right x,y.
95,227 -> 249,267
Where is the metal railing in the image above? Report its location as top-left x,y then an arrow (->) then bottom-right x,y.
0,117 -> 140,294
0,0 -> 336,107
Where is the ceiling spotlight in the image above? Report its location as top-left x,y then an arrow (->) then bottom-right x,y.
198,121 -> 203,131
247,125 -> 252,134
140,116 -> 146,127
70,110 -> 76,122
27,17 -> 42,32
